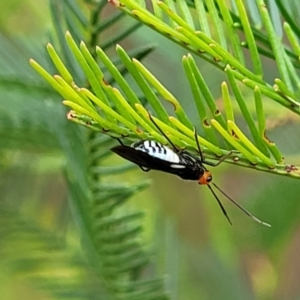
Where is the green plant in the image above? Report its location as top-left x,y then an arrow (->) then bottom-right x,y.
1,0 -> 300,299
32,0 -> 300,178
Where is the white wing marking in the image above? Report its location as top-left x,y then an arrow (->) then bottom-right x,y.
170,164 -> 186,168
133,141 -> 180,163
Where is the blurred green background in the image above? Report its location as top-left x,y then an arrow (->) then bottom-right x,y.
1,0 -> 300,300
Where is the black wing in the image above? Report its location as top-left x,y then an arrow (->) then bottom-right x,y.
111,145 -> 199,180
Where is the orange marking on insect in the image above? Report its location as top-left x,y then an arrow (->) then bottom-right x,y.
198,171 -> 212,185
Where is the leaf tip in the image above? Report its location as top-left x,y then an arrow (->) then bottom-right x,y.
29,58 -> 35,65
224,64 -> 231,71
254,85 -> 260,92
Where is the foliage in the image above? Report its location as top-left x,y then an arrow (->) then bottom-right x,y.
1,0 -> 300,299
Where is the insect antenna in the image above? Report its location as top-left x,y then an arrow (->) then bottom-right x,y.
211,182 -> 271,227
207,184 -> 232,225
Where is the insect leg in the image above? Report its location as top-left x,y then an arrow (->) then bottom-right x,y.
148,112 -> 180,153
116,138 -> 125,146
203,151 -> 232,167
194,127 -> 232,167
140,166 -> 151,172
194,127 -> 204,162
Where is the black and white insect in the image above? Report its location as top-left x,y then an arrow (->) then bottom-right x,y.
111,117 -> 270,227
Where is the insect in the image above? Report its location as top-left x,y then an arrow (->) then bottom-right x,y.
111,116 -> 270,227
